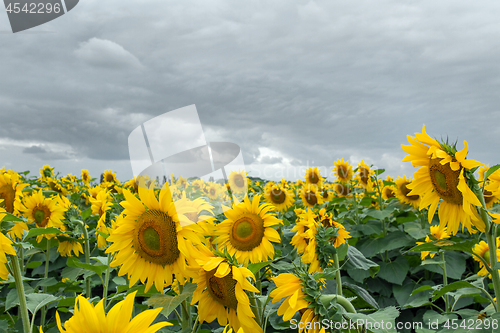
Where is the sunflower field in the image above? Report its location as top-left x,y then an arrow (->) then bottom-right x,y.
1,125 -> 500,333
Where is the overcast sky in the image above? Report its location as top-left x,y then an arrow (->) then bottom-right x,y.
1,0 -> 499,182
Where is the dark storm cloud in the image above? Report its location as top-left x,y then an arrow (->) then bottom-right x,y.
2,0 -> 500,180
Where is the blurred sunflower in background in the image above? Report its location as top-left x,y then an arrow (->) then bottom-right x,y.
332,182 -> 351,198
263,183 -> 295,212
215,194 -> 281,264
304,167 -> 323,188
1,203 -> 17,280
402,125 -> 484,235
473,239 -> 500,278
228,170 -> 247,193
81,169 -> 91,185
0,171 -> 28,239
300,185 -> 324,208
394,176 -> 421,209
333,158 -> 353,183
479,165 -> 500,208
416,225 -> 450,260
355,160 -> 372,190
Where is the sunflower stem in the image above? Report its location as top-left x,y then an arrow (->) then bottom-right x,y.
256,270 -> 262,294
102,252 -> 112,308
40,239 -> 51,328
334,253 -> 343,296
440,251 -> 450,313
82,223 -> 92,298
10,254 -> 30,333
249,292 -> 262,327
485,231 -> 500,312
473,182 -> 500,312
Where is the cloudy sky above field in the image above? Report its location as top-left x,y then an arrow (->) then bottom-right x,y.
1,0 -> 500,182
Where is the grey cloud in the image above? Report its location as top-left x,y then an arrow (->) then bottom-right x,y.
23,145 -> 47,154
1,0 -> 500,181
75,38 -> 143,69
260,156 -> 283,164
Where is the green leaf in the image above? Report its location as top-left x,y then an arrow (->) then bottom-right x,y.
407,240 -> 476,254
345,246 -> 380,278
377,256 -> 409,285
484,164 -> 500,182
344,306 -> 400,333
0,213 -> 24,222
25,227 -> 62,239
343,282 -> 379,309
403,221 -> 427,239
26,293 -> 61,319
366,208 -> 393,220
66,257 -> 107,276
144,282 -> 196,318
248,260 -> 272,274
424,252 -> 466,280
411,285 -> 434,296
26,261 -> 43,269
81,207 -> 92,220
36,277 -> 59,287
431,281 -> 482,301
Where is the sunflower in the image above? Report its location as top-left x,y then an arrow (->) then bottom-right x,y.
102,170 -> 120,184
320,184 -> 334,202
291,209 -> 316,254
214,194 -> 282,264
416,226 -> 450,260
21,190 -> 67,242
205,182 -> 224,201
300,185 -> 324,208
55,290 -> 171,333
174,196 -> 216,237
479,166 -> 500,208
228,170 -> 248,193
263,184 -> 295,212
0,172 -> 28,239
90,190 -> 113,249
355,160 -> 372,189
402,125 -> 485,235
472,239 -> 500,278
394,176 -> 421,209
292,209 -> 349,273
57,238 -> 84,257
333,158 -> 353,183
269,273 -> 325,333
0,172 -> 27,215
191,254 -> 262,332
40,165 -> 54,180
1,206 -> 17,281
332,182 -> 351,198
304,167 -> 323,188
269,273 -> 309,321
81,170 -> 91,184
106,186 -> 204,292
381,177 -> 396,200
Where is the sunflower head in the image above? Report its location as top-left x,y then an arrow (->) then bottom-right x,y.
333,158 -> 353,183
228,169 -> 248,194
191,254 -> 262,332
300,185 -> 324,208
355,160 -> 372,188
402,125 -> 485,235
394,176 -> 420,209
263,184 -> 295,212
304,167 -> 323,188
215,194 -> 282,264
